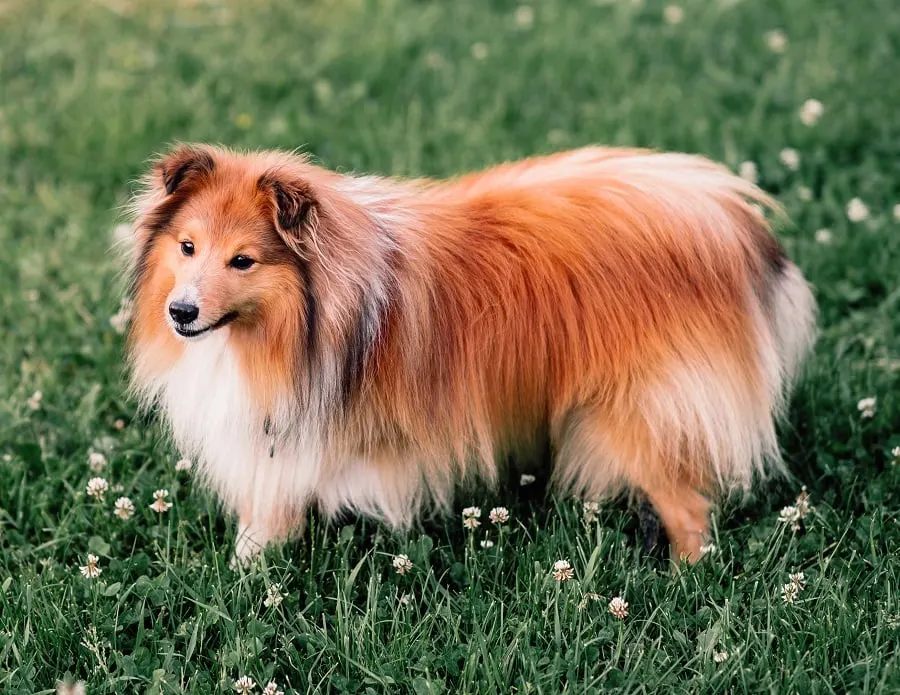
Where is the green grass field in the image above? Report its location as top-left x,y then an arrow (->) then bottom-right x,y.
2,0 -> 900,692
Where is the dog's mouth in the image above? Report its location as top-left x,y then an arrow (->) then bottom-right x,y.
173,311 -> 239,338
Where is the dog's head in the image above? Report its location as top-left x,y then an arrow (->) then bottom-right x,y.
126,144 -> 397,411
129,144 -> 325,346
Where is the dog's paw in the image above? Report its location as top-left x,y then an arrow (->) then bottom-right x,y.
230,523 -> 266,570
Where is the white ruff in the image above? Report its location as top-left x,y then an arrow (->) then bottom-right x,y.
144,330 -> 322,514
141,329 -> 426,546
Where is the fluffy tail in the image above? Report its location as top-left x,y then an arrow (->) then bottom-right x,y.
769,261 -> 817,398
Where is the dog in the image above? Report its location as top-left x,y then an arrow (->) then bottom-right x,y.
126,143 -> 815,563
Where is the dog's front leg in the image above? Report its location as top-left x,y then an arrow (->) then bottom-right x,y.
230,456 -> 310,567
231,500 -> 307,567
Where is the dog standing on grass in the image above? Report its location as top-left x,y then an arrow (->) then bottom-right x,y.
125,144 -> 815,563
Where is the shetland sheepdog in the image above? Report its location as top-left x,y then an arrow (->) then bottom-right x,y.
126,144 -> 815,563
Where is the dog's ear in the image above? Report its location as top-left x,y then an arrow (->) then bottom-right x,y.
258,172 -> 320,254
157,144 -> 216,195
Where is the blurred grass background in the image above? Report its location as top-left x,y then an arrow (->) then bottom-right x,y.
1,0 -> 899,693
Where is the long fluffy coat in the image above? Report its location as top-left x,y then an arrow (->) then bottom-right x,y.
127,144 -> 815,561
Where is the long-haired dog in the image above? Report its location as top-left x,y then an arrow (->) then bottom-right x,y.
126,144 -> 815,563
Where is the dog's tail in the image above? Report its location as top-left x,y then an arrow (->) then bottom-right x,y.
767,260 -> 817,411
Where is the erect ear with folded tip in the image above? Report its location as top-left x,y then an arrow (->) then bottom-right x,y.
158,144 -> 216,196
258,173 -> 320,255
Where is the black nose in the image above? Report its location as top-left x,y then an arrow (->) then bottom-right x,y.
168,301 -> 199,324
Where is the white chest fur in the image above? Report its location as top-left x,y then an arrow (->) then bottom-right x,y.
156,331 -> 264,509
150,331 -> 426,532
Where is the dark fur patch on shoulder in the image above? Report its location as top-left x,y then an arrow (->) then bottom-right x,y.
340,293 -> 384,407
297,254 -> 318,356
340,252 -> 401,409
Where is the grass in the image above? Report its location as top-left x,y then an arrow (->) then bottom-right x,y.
1,0 -> 899,692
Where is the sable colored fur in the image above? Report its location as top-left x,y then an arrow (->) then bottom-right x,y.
127,144 -> 815,562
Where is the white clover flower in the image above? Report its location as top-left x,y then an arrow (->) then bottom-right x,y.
150,489 -> 173,513
489,506 -> 509,525
392,554 -> 413,575
858,396 -> 877,418
262,682 -> 284,695
79,553 -> 102,579
608,596 -> 629,619
781,581 -> 799,604
514,5 -> 534,28
86,477 -> 109,500
779,148 -> 801,171
175,458 -> 192,472
480,539 -> 494,549
797,186 -> 813,202
663,4 -> 684,25
583,501 -> 600,524
815,228 -> 833,244
470,42 -> 488,60
27,390 -> 43,411
113,496 -> 135,520
778,505 -> 801,531
462,506 -> 482,530
552,559 -> 574,582
713,650 -> 729,663
264,583 -> 285,608
893,204 -> 900,222
233,676 -> 256,694
891,446 -> 900,464
114,418 -> 125,430
799,98 -> 824,126
764,29 -> 788,53
738,161 -> 758,184
847,198 -> 870,223
88,450 -> 107,473
56,681 -> 87,695
781,570 -> 807,604
519,474 -> 536,486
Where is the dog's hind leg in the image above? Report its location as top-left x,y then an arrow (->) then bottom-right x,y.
553,403 -> 712,563
638,478 -> 710,562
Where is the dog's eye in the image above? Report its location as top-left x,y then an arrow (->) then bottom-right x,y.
229,255 -> 256,270
180,241 -> 195,257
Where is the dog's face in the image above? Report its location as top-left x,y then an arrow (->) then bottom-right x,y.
151,186 -> 294,342
129,144 -> 387,408
131,146 -> 314,347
